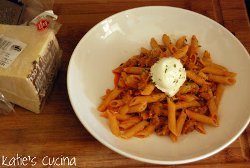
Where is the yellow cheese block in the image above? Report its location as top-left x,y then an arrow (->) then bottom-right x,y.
0,24 -> 61,113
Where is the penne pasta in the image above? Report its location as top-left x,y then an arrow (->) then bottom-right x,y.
188,35 -> 199,56
124,75 -> 141,88
168,43 -> 177,54
121,93 -> 133,104
141,47 -> 150,55
201,50 -> 212,65
117,76 -> 126,88
186,110 -> 218,126
150,37 -> 160,49
98,88 -> 122,112
162,34 -> 171,47
177,94 -> 198,102
186,71 -> 211,86
201,66 -> 236,77
198,71 -> 208,80
195,122 -> 206,134
169,133 -> 178,142
107,110 -> 120,136
176,111 -> 187,136
207,74 -> 236,85
115,113 -> 131,121
119,104 -> 129,115
140,83 -> 155,95
178,82 -> 199,94
173,45 -> 189,59
121,121 -> 149,139
112,66 -> 123,73
128,102 -> 147,113
129,93 -> 166,106
119,116 -> 142,129
162,34 -> 176,53
167,98 -> 177,136
175,36 -> 186,49
215,84 -> 225,106
136,124 -> 156,138
208,63 -> 228,71
109,100 -> 124,108
208,97 -> 218,122
100,111 -> 108,118
176,100 -> 200,110
123,67 -> 146,74
151,47 -> 163,57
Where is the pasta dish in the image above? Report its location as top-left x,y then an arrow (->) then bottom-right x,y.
97,34 -> 236,142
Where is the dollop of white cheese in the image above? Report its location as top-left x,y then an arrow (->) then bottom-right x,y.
150,57 -> 186,97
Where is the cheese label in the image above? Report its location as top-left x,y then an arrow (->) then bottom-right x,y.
27,39 -> 59,102
0,34 -> 27,68
36,19 -> 50,31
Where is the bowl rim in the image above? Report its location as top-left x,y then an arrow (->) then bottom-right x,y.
67,6 -> 250,165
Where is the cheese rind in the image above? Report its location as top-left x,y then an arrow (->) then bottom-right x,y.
0,24 -> 61,113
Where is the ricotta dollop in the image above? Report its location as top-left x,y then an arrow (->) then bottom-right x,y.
150,57 -> 186,97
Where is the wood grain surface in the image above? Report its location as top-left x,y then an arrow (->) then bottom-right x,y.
0,0 -> 249,167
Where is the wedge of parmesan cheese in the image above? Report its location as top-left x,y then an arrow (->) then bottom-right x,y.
0,24 -> 61,113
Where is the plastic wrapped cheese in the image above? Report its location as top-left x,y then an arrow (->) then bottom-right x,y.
0,24 -> 61,113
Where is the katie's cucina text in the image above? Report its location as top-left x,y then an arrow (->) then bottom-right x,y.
1,154 -> 76,167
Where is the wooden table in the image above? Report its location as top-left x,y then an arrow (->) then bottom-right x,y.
0,0 -> 249,167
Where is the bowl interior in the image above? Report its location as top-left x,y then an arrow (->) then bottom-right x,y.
67,6 -> 250,164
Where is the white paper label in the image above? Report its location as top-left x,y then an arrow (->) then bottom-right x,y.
0,34 -> 27,68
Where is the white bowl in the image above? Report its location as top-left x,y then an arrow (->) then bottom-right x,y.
67,6 -> 250,165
